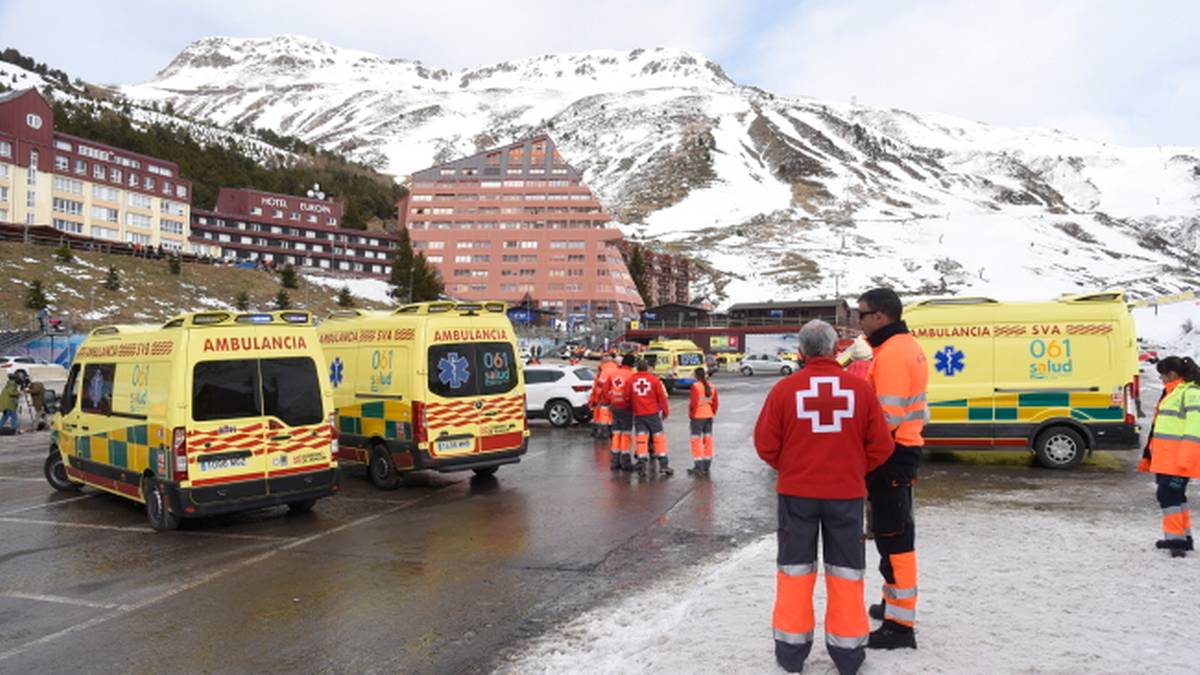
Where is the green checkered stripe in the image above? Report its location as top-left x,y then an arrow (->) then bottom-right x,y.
338,401 -> 412,441
929,392 -> 1124,422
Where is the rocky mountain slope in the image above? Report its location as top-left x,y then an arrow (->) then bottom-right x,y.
114,35 -> 1200,302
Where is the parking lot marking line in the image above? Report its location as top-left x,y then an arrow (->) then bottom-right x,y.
0,494 -> 99,517
0,516 -> 153,533
0,495 -> 430,664
0,591 -> 126,611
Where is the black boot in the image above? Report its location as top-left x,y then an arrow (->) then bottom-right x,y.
868,602 -> 885,621
635,458 -> 647,476
610,453 -> 620,471
702,459 -> 712,475
687,461 -> 703,476
867,621 -> 916,650
619,454 -> 634,472
657,456 -> 674,476
1171,548 -> 1188,558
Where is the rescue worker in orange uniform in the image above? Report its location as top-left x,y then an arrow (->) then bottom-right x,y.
607,354 -> 637,471
687,366 -> 719,476
589,354 -> 618,439
755,320 -> 894,675
625,359 -> 673,476
856,287 -> 928,650
1140,356 -> 1200,558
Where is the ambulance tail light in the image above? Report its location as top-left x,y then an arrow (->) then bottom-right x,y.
327,412 -> 339,457
413,401 -> 428,444
171,427 -> 188,481
522,394 -> 528,430
1121,384 -> 1136,425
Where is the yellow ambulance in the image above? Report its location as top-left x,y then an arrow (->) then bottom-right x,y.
318,301 -> 528,489
906,292 -> 1140,468
643,339 -> 706,393
43,311 -> 339,530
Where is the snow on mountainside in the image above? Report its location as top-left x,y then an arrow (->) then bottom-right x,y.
120,35 -> 1200,304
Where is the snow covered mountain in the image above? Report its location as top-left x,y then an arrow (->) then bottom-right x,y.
120,35 -> 1200,304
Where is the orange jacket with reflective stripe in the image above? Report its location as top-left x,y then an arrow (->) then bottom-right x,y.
689,381 -> 719,419
1149,380 -> 1200,478
868,330 -> 929,447
590,361 -> 618,407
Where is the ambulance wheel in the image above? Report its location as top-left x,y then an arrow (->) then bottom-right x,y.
44,451 -> 81,492
369,445 -> 400,490
144,478 -> 180,531
473,467 -> 498,477
741,366 -> 754,376
546,399 -> 573,428
1034,426 -> 1087,469
287,498 -> 317,514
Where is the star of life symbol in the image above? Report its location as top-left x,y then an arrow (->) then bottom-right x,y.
795,376 -> 855,433
438,352 -> 471,389
633,378 -> 653,397
329,357 -> 344,388
934,346 -> 965,377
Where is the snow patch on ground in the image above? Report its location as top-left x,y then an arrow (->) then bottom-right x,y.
503,501 -> 1200,674
305,274 -> 395,305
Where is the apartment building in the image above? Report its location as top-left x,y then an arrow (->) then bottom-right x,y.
0,88 -> 192,250
397,136 -> 644,320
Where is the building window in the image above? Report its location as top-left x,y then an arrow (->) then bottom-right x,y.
0,164 -> 7,178
160,200 -> 185,216
273,209 -> 283,219
250,207 -> 262,215
26,191 -> 36,208
27,150 -> 38,185
52,218 -> 83,234
306,215 -> 318,223
128,193 -> 152,209
0,141 -> 11,158
290,212 -> 300,221
93,164 -> 105,180
328,217 -> 337,226
126,232 -> 152,245
125,212 -> 152,229
74,159 -> 87,176
91,206 -> 119,223
143,176 -> 154,190
52,197 -> 83,216
92,225 -> 119,240
0,208 -> 9,221
110,167 -> 122,183
159,219 -> 184,235
55,155 -> 69,171
127,173 -> 139,188
0,186 -> 7,203
162,181 -> 172,196
175,184 -> 187,199
53,176 -> 84,195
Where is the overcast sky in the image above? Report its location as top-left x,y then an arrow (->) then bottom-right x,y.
1,0 -> 1196,146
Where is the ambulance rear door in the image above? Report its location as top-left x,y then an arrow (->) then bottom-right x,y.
424,338 -> 521,458
187,348 -> 270,498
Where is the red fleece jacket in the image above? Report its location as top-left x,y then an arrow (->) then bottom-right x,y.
754,357 -> 894,499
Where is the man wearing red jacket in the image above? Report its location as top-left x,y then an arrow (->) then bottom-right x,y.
624,359 -> 673,476
607,354 -> 637,471
755,320 -> 894,675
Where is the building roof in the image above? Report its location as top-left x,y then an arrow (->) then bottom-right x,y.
643,303 -> 709,313
410,135 -> 582,182
0,88 -> 36,105
728,299 -> 848,311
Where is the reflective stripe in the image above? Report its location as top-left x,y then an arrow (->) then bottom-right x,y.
1183,405 -> 1200,413
1158,409 -> 1186,418
884,409 -> 927,426
878,393 -> 927,407
773,628 -> 814,645
825,633 -> 868,650
885,604 -> 916,622
882,585 -> 918,600
1165,532 -> 1189,541
1163,506 -> 1186,516
779,563 -> 818,576
825,564 -> 865,581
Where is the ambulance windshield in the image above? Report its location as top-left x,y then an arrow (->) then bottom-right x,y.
427,342 -> 516,398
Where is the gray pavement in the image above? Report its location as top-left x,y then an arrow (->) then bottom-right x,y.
0,372 -> 1154,674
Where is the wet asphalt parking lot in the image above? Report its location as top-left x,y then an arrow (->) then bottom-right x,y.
0,370 -> 1157,673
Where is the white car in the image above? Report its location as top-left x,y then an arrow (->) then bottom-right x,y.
1,355 -> 68,388
524,364 -> 595,428
739,353 -> 800,376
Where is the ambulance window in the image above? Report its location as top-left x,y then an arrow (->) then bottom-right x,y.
193,359 -> 261,421
427,342 -> 517,397
261,357 -> 323,426
80,363 -> 115,415
60,364 -> 80,414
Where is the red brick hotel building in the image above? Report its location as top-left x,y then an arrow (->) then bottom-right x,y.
397,136 -> 644,320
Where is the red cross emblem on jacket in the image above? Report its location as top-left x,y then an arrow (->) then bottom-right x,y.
626,371 -> 669,418
795,376 -> 855,433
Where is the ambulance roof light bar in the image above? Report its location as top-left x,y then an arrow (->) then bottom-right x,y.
1059,292 -> 1124,303
914,297 -> 999,306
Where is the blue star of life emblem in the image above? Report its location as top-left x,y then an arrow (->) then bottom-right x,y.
438,352 -> 471,389
329,357 -> 344,388
934,346 -> 965,376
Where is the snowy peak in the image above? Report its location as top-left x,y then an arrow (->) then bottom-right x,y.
150,36 -> 731,93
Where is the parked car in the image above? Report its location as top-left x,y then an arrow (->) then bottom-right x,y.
1,355 -> 68,389
739,353 -> 800,376
524,364 -> 595,428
